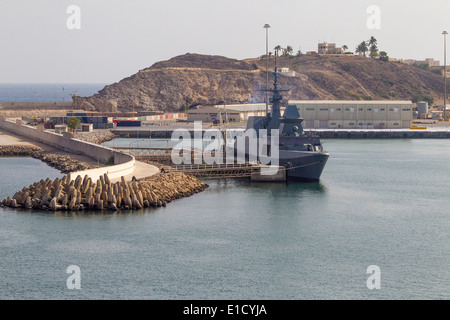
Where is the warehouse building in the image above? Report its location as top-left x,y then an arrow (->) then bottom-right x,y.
289,100 -> 413,129
187,103 -> 266,123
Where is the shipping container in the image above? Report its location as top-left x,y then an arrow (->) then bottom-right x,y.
116,120 -> 142,127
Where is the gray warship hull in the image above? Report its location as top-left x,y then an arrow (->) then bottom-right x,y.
278,150 -> 329,181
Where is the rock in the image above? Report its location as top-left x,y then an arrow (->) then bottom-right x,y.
3,170 -> 208,212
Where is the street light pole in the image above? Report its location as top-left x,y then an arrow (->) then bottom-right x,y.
264,24 -> 271,116
443,31 -> 448,120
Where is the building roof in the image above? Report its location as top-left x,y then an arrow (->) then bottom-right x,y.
223,104 -> 266,112
189,104 -> 266,114
289,100 -> 413,105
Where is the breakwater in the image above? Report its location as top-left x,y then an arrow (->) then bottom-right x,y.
0,172 -> 208,211
73,130 -> 117,145
0,101 -> 73,110
0,145 -> 91,173
0,119 -> 210,212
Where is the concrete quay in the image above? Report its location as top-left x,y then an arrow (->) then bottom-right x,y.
0,118 -> 159,182
112,127 -> 450,139
307,128 -> 450,139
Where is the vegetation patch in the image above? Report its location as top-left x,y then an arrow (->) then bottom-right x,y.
105,155 -> 115,165
412,94 -> 434,105
343,89 -> 361,100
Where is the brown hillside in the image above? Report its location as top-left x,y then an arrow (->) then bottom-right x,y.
72,53 -> 444,112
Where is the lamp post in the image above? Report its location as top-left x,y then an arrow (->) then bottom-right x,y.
443,31 -> 448,120
72,90 -> 78,114
263,24 -> 270,116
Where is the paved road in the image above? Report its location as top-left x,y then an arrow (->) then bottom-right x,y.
0,129 -> 35,146
110,161 -> 160,183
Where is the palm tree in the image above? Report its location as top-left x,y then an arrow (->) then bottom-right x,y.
368,36 -> 377,47
355,41 -> 368,57
342,45 -> 348,53
369,44 -> 379,58
285,45 -> 293,56
274,45 -> 282,55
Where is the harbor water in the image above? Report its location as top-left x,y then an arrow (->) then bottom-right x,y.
0,139 -> 449,299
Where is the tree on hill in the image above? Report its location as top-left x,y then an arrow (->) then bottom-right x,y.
355,41 -> 368,56
369,44 -> 379,58
274,45 -> 282,55
368,36 -> 379,58
284,46 -> 293,56
379,51 -> 389,62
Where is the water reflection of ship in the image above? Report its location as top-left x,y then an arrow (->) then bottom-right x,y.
233,49 -> 329,181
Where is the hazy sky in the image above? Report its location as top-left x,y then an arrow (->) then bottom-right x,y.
1,0 -> 449,84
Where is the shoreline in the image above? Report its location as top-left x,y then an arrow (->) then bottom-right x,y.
0,131 -> 209,212
0,145 -> 92,173
111,127 -> 450,139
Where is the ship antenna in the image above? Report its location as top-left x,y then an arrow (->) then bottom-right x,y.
273,48 -> 279,93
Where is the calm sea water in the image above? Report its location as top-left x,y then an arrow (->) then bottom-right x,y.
0,83 -> 106,102
0,139 -> 449,300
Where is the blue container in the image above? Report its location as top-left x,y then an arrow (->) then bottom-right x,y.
116,120 -> 141,127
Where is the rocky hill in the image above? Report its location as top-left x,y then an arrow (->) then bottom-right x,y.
73,53 -> 444,112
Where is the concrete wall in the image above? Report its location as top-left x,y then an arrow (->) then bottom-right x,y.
0,118 -> 135,181
308,129 -> 450,139
0,101 -> 72,109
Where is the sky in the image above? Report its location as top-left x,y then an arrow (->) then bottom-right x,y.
1,0 -> 449,84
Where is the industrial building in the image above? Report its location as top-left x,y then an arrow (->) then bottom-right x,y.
289,100 -> 413,129
49,115 -> 113,129
187,104 -> 267,123
403,58 -> 440,67
318,42 -> 344,54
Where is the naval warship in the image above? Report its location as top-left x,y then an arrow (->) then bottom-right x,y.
234,50 -> 329,181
